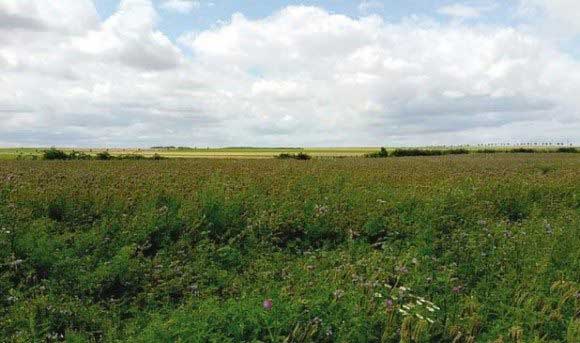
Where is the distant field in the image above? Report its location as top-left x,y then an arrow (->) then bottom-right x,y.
0,146 -> 576,160
0,147 -> 380,159
1,154 -> 578,341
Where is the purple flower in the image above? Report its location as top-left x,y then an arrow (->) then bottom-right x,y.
262,299 -> 273,310
385,299 -> 394,311
452,286 -> 463,294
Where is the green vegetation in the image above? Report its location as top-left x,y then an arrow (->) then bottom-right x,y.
557,147 -> 578,153
42,148 -> 165,161
43,148 -> 92,160
366,147 -> 390,158
1,146 -> 578,160
276,152 -> 312,160
366,148 -> 469,158
0,154 -> 578,341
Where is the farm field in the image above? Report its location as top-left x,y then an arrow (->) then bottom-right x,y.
0,147 -> 382,160
0,154 -> 579,342
2,147 -> 576,160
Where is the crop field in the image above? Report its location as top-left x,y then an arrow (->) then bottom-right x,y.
0,154 -> 579,342
3,147 -> 575,160
0,147 -> 382,160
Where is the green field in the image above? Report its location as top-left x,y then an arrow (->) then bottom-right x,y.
0,147 -> 382,160
1,154 -> 579,342
2,146 -> 575,160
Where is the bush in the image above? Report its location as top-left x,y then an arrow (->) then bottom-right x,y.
556,147 -> 578,153
476,149 -> 497,154
116,154 -> 146,160
43,149 -> 92,160
391,149 -> 444,157
96,151 -> 113,160
509,148 -> 536,153
68,151 -> 92,160
366,147 -> 389,158
277,152 -> 311,160
43,148 -> 70,160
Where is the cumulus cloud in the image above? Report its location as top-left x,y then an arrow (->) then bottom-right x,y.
0,0 -> 98,33
437,3 -> 495,19
0,1 -> 579,147
160,0 -> 201,14
519,0 -> 580,35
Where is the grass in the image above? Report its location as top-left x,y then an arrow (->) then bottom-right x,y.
0,154 -> 579,342
0,147 -> 381,160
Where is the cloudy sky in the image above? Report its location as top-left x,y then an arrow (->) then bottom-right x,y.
1,0 -> 579,147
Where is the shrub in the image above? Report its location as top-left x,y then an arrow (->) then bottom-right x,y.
68,151 -> 92,160
295,152 -> 311,160
366,147 -> 389,158
391,149 -> 444,157
276,152 -> 311,160
510,148 -> 536,153
43,148 -> 70,160
43,148 -> 92,160
96,151 -> 113,160
116,154 -> 146,160
556,147 -> 578,153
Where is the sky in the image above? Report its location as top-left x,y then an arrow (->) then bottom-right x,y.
1,0 -> 579,147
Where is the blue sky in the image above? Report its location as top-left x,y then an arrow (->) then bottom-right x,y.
1,0 -> 579,147
95,1 -> 520,40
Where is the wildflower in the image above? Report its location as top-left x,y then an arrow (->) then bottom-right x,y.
333,289 -> 345,300
373,292 -> 383,298
452,286 -> 463,294
262,299 -> 273,310
385,299 -> 394,311
9,259 -> 23,268
544,222 -> 553,235
396,266 -> 409,274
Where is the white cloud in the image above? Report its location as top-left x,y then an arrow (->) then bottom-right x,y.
0,2 -> 579,147
519,0 -> 580,35
72,0 -> 183,71
358,1 -> 384,14
0,0 -> 98,32
160,0 -> 200,14
438,3 -> 496,19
